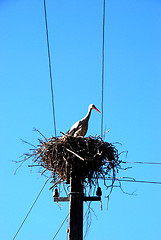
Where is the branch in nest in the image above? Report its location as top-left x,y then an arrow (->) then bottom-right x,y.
66,148 -> 85,161
49,178 -> 63,190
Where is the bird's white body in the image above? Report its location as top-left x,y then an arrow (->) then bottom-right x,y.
68,104 -> 100,137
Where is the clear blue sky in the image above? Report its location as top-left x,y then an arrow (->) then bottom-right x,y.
1,0 -> 161,239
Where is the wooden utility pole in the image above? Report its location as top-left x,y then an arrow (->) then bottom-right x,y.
68,170 -> 83,240
53,169 -> 101,240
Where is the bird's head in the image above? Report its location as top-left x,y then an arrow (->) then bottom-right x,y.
89,104 -> 101,113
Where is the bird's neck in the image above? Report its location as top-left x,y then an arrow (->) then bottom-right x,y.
83,107 -> 92,121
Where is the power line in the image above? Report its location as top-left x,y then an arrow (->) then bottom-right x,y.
12,179 -> 49,240
105,177 -> 161,185
101,0 -> 106,138
122,161 -> 161,165
43,0 -> 57,137
52,213 -> 69,240
13,3 -> 56,238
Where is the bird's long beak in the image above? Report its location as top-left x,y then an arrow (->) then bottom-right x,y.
93,106 -> 101,113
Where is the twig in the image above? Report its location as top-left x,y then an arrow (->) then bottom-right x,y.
20,139 -> 36,148
33,128 -> 47,140
49,178 -> 63,190
66,148 -> 85,161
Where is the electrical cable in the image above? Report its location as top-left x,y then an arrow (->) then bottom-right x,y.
43,0 -> 57,137
101,0 -> 105,138
99,1 -> 161,184
12,178 -> 49,240
122,161 -> 161,165
52,213 -> 69,240
105,178 -> 161,185
13,2 -> 57,238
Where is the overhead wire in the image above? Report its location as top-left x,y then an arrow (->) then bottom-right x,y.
122,161 -> 161,165
99,0 -> 161,183
101,0 -> 106,138
52,213 -> 69,240
105,178 -> 161,185
99,0 -> 161,185
43,0 -> 57,137
12,178 -> 49,240
13,2 -> 57,239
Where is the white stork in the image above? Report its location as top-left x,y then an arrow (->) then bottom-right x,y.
68,104 -> 101,137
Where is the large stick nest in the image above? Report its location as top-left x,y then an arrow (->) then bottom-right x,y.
26,134 -> 121,187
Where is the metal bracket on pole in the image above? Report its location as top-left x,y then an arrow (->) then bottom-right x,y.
54,195 -> 101,202
54,197 -> 69,202
83,196 -> 101,201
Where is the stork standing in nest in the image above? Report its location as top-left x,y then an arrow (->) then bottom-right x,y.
68,104 -> 101,137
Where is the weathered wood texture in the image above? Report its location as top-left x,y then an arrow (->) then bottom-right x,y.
68,172 -> 83,240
